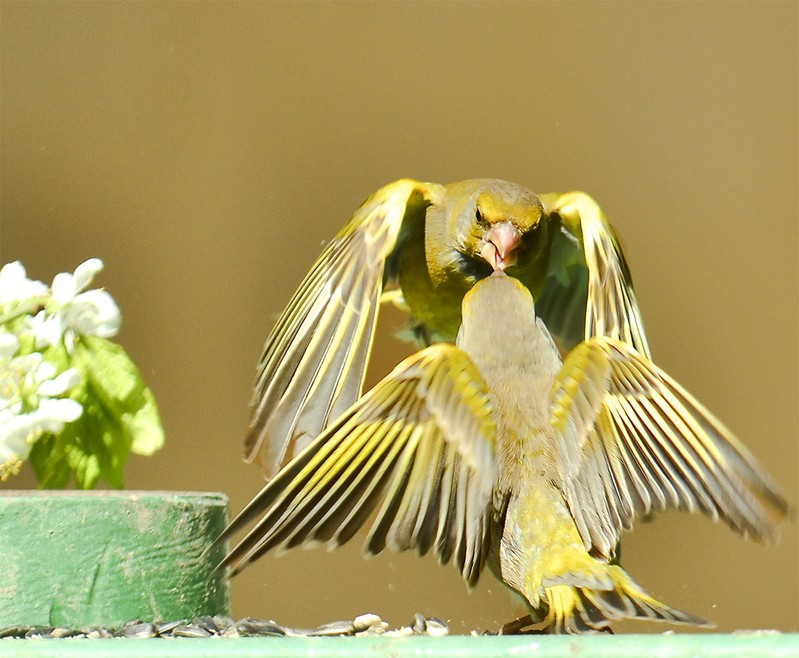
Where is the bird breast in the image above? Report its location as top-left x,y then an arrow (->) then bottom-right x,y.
467,318 -> 562,496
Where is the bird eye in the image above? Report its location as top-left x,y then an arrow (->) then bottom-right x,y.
475,207 -> 485,225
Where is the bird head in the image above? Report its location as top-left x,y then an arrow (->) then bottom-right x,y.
472,187 -> 542,271
438,179 -> 547,281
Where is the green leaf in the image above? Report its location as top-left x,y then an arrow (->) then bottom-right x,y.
62,399 -> 126,489
29,433 -> 71,489
74,335 -> 165,457
28,399 -> 128,489
28,335 -> 165,489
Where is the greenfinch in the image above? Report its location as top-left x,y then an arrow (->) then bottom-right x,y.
219,271 -> 787,633
245,179 -> 649,479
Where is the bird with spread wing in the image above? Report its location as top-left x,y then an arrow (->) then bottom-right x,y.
216,270 -> 787,633
243,179 -> 649,479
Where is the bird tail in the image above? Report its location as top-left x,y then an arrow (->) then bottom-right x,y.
535,565 -> 708,634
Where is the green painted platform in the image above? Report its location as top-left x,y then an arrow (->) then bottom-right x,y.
2,491 -> 795,656
1,634 -> 798,658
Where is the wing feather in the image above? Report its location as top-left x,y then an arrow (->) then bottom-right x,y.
553,337 -> 788,557
245,179 -> 445,478
537,192 -> 651,358
219,343 -> 497,587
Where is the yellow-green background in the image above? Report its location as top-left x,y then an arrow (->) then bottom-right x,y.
2,1 -> 796,634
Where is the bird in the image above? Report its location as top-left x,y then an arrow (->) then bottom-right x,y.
244,179 -> 650,480
216,270 -> 788,633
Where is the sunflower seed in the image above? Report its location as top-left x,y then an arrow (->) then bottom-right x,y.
24,627 -> 54,638
235,617 -> 287,637
194,616 -> 218,633
353,613 -> 385,633
85,627 -> 114,638
155,619 -> 184,636
0,611 -> 453,639
118,622 -> 156,638
172,624 -> 212,638
308,620 -> 356,636
412,613 -> 427,633
425,617 -> 449,636
211,615 -> 236,632
0,626 -> 26,639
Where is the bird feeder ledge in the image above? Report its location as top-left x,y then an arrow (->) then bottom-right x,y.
1,491 -> 796,658
2,633 -> 798,658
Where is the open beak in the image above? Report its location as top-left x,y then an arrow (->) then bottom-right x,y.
480,221 -> 520,271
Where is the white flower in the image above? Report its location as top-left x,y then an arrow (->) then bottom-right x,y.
0,338 -> 83,479
0,261 -> 48,306
36,367 -> 81,397
0,409 -> 31,479
33,258 -> 121,349
0,332 -> 19,360
0,398 -> 82,480
64,288 -> 121,338
28,310 -> 61,350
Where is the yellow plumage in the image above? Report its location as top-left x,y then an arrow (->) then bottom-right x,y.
243,179 -> 649,480
216,268 -> 788,633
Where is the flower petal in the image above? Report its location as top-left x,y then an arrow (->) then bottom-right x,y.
0,261 -> 48,304
68,290 -> 121,338
36,367 -> 81,397
0,409 -> 38,456
37,397 -> 83,424
51,272 -> 77,304
73,258 -> 104,292
31,311 -> 64,348
0,332 -> 20,360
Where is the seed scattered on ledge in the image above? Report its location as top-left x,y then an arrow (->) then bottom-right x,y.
0,613 -> 449,640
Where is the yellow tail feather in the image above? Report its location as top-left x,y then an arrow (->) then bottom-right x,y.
546,566 -> 708,633
507,565 -> 709,634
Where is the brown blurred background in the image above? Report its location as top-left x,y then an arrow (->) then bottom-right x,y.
1,1 -> 796,634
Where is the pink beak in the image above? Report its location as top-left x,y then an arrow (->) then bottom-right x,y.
480,221 -> 520,271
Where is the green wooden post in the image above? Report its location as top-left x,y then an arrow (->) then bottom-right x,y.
0,491 -> 230,628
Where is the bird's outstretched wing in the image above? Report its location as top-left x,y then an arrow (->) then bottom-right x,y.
551,337 -> 788,558
537,192 -> 651,358
222,343 -> 497,586
245,179 -> 445,478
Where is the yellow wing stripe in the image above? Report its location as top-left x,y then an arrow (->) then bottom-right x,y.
220,343 -> 497,587
245,179 -> 443,478
553,337 -> 788,558
546,191 -> 651,358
